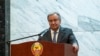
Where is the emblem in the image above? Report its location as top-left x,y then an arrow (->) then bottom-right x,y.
31,42 -> 43,56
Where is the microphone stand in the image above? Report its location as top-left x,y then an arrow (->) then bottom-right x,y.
0,33 -> 41,44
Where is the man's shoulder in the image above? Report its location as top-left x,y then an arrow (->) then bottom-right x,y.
61,27 -> 72,31
60,27 -> 73,34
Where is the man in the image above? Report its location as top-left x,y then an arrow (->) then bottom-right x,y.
38,12 -> 79,53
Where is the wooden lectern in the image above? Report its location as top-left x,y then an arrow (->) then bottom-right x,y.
11,41 -> 77,56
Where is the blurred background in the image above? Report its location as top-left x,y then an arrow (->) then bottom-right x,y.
10,0 -> 100,56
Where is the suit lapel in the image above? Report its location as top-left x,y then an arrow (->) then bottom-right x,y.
46,29 -> 52,42
57,27 -> 64,43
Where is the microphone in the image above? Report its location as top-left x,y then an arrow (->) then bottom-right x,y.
38,29 -> 48,37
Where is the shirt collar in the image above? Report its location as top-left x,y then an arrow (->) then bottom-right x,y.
50,28 -> 59,33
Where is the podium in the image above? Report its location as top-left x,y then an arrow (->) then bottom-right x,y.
11,41 -> 77,56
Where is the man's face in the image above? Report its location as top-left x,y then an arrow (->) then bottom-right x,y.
48,14 -> 61,31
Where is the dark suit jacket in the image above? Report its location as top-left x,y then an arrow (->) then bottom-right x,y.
38,27 -> 78,46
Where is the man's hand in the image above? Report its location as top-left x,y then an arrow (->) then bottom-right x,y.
72,43 -> 79,53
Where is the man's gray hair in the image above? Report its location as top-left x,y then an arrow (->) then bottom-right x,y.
47,12 -> 61,20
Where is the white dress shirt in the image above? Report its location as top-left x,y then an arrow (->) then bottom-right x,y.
50,29 -> 59,42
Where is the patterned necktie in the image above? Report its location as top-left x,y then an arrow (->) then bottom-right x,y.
52,31 -> 57,43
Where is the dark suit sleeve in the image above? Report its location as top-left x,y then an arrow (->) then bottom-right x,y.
68,29 -> 79,46
38,36 -> 42,41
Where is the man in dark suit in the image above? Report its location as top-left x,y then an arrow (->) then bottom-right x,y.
38,12 -> 79,52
